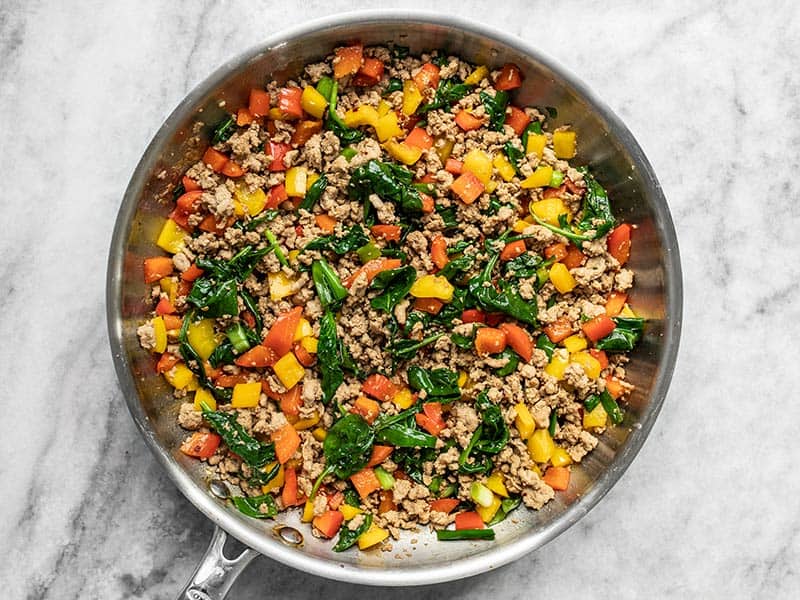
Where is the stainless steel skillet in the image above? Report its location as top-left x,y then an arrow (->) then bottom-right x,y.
106,10 -> 682,599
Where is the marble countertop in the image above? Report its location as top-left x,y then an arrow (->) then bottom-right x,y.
2,1 -> 798,598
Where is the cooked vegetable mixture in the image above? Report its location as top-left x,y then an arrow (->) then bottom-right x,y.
138,44 -> 641,551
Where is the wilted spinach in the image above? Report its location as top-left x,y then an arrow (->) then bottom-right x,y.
305,225 -> 369,256
349,160 -> 424,220
188,245 -> 268,318
369,265 -> 416,312
388,333 -> 444,361
333,513 -> 373,552
200,404 -> 276,468
311,259 -> 348,309
318,309 -> 345,403
487,496 -> 522,526
503,141 -> 525,175
232,493 -> 278,519
298,174 -> 327,212
384,78 -> 403,95
407,366 -> 461,402
595,317 -> 644,352
480,90 -> 510,131
211,114 -> 236,145
467,250 -> 538,326
494,348 -> 519,376
317,77 -> 364,145
418,78 -> 472,114
536,333 -> 556,360
503,252 -> 542,279
458,391 -> 509,474
373,406 -> 437,449
311,413 -> 375,498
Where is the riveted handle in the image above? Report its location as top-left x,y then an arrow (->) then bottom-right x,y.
177,526 -> 259,600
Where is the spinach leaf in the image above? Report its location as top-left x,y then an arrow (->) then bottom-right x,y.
407,366 -> 460,402
317,77 -> 364,145
211,114 -> 236,145
392,45 -> 410,59
388,333 -> 444,361
240,289 -> 262,333
419,78 -> 472,114
487,496 -> 521,526
246,461 -> 281,488
384,78 -> 403,95
318,310 -> 345,403
458,391 -> 509,474
576,168 -> 615,237
494,348 -> 519,376
189,245 -> 269,318
232,493 -> 278,519
466,249 -> 538,326
548,410 -> 558,437
374,408 -> 437,449
447,240 -> 472,255
439,255 -> 474,282
369,265 -> 416,312
200,405 -> 276,468
436,206 -> 458,229
208,339 -> 236,368
480,90 -> 510,131
585,390 -> 623,424
333,513 -> 373,552
503,141 -> 525,175
235,209 -> 278,232
503,252 -> 542,279
450,329 -> 475,349
298,174 -> 327,212
349,160 -> 423,216
305,225 -> 369,256
595,317 -> 644,352
311,413 -> 375,498
311,259 -> 348,309
392,446 -> 439,483
536,333 -> 556,360
437,528 -> 495,541
520,121 -> 542,148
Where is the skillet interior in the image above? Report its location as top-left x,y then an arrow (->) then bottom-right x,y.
107,11 -> 681,586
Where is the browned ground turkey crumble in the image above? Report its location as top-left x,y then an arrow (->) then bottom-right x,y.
138,44 -> 636,545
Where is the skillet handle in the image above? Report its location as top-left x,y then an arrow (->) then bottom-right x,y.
177,526 -> 259,600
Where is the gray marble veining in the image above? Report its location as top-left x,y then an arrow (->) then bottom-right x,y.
1,0 -> 799,598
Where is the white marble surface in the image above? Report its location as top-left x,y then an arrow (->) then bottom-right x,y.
2,0 -> 799,598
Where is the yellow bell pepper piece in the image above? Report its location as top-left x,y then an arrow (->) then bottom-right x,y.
274,352 -> 305,390
512,219 -> 531,233
374,111 -> 403,142
550,447 -> 573,467
486,472 -> 509,498
377,100 -> 392,117
234,186 -> 267,217
187,318 -> 218,361
528,429 -> 556,463
457,371 -> 469,388
393,388 -> 415,410
434,137 -> 454,162
620,303 -> 637,318
583,403 -> 608,429
300,336 -> 318,354
464,65 -> 489,86
231,381 -> 262,408
476,493 -> 502,523
287,249 -> 300,264
293,318 -> 313,342
409,274 -> 455,301
344,104 -> 380,128
493,153 -> 516,182
526,133 -> 547,157
268,271 -> 297,302
152,316 -> 167,353
159,277 -> 177,304
165,364 -> 198,391
402,79 -> 423,115
285,167 -> 307,198
339,504 -> 363,520
156,218 -> 188,254
571,351 -> 602,379
260,463 -> 285,494
383,140 -> 422,165
193,387 -> 216,412
301,86 -> 328,119
549,263 -> 577,294
306,172 -> 320,190
514,402 -> 535,440
357,524 -> 389,550
544,350 -> 570,380
312,427 -> 327,442
521,165 -> 554,189
463,149 -> 493,184
553,130 -> 576,159
563,334 -> 587,354
530,197 -> 569,227
301,499 -> 315,523
268,107 -> 288,121
485,179 -> 498,194
293,411 -> 320,431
